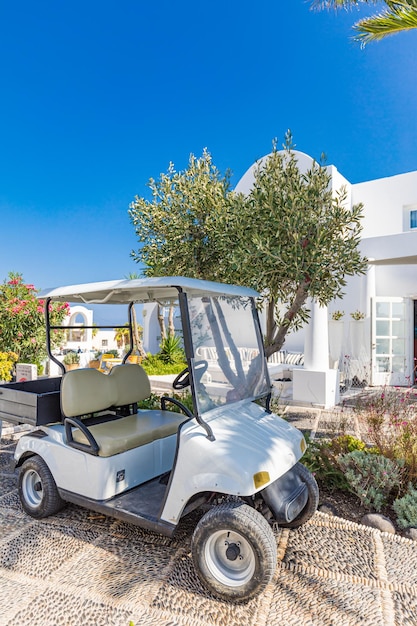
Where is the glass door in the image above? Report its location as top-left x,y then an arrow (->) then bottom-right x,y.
371,297 -> 411,386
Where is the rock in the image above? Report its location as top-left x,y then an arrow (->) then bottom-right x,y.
360,513 -> 396,534
318,502 -> 338,516
404,527 -> 417,541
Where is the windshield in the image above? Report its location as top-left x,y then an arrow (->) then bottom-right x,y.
187,295 -> 270,415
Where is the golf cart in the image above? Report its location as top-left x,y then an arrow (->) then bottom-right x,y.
3,277 -> 318,602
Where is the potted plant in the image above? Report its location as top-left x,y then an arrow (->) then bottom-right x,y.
329,311 -> 345,369
63,351 -> 80,371
349,311 -> 366,359
89,351 -> 102,369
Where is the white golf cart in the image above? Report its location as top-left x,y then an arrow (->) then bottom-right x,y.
1,277 -> 318,602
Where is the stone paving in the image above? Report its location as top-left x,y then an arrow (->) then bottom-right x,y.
1,415 -> 417,626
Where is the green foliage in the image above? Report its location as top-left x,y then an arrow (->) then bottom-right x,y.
301,433 -> 367,491
350,310 -> 365,320
0,272 -> 69,368
137,392 -> 164,410
137,391 -> 194,414
129,149 -> 234,280
393,482 -> 417,529
129,133 -> 367,355
310,1 -> 417,44
353,387 -> 417,484
0,351 -> 18,382
63,351 -> 80,365
105,349 -> 119,358
338,450 -> 404,511
140,353 -> 187,376
159,334 -> 185,364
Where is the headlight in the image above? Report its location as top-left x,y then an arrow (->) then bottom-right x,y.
253,471 -> 270,489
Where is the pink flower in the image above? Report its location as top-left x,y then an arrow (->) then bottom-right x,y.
30,338 -> 36,344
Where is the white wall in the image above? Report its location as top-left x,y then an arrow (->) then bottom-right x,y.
352,171 -> 417,238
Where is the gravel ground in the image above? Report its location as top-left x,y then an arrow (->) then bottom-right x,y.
1,411 -> 417,626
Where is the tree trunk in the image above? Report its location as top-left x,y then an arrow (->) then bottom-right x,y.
131,306 -> 146,358
168,304 -> 175,338
264,281 -> 310,358
158,305 -> 166,341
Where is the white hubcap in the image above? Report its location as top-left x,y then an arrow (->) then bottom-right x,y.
22,469 -> 43,508
205,529 -> 256,587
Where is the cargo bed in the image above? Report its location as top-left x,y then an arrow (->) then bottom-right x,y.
0,377 -> 62,427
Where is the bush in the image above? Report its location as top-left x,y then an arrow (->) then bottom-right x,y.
0,272 -> 69,368
141,353 -> 187,376
159,334 -> 185,364
137,391 -> 193,414
393,483 -> 417,529
338,450 -> 404,512
0,351 -> 18,382
63,351 -> 80,365
302,434 -> 367,492
353,386 -> 417,485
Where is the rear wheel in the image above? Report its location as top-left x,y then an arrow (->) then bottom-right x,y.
191,500 -> 276,602
18,456 -> 65,519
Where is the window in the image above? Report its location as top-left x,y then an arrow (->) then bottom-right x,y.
101,340 -> 108,347
403,204 -> 417,231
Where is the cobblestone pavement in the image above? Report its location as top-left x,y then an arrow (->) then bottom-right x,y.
1,420 -> 417,626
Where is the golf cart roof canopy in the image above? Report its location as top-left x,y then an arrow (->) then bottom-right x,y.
38,276 -> 260,305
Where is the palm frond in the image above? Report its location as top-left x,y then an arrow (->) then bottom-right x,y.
354,4 -> 417,42
310,0 -> 376,8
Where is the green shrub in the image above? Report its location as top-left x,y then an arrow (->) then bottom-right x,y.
137,391 -> 194,414
141,354 -> 187,375
63,351 -> 80,365
301,434 -> 350,491
159,334 -> 185,364
0,351 -> 18,382
393,483 -> 417,529
302,433 -> 370,492
353,386 -> 417,484
338,450 -> 404,512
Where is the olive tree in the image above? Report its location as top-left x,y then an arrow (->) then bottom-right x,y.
129,149 -> 236,281
129,134 -> 367,357
232,136 -> 367,356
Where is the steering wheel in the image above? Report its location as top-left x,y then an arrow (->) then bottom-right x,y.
173,360 -> 209,390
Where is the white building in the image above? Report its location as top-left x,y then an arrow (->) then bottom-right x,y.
63,305 -> 120,358
236,151 -> 417,404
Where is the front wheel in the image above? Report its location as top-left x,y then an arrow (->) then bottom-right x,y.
191,501 -> 277,602
18,456 -> 65,519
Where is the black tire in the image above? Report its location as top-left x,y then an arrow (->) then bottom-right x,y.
191,501 -> 277,602
18,456 -> 65,519
278,462 -> 319,529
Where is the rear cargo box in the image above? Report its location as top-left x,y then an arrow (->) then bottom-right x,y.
0,377 -> 62,427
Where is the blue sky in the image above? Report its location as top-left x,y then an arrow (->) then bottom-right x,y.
1,0 -> 417,293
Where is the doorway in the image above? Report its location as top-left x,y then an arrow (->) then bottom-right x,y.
371,297 -> 410,386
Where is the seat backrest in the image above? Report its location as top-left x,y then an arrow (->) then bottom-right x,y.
61,363 -> 152,419
109,363 -> 151,406
61,368 -> 116,418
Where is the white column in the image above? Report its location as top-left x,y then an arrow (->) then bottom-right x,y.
293,298 -> 339,408
304,300 -> 329,370
363,261 -> 376,318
